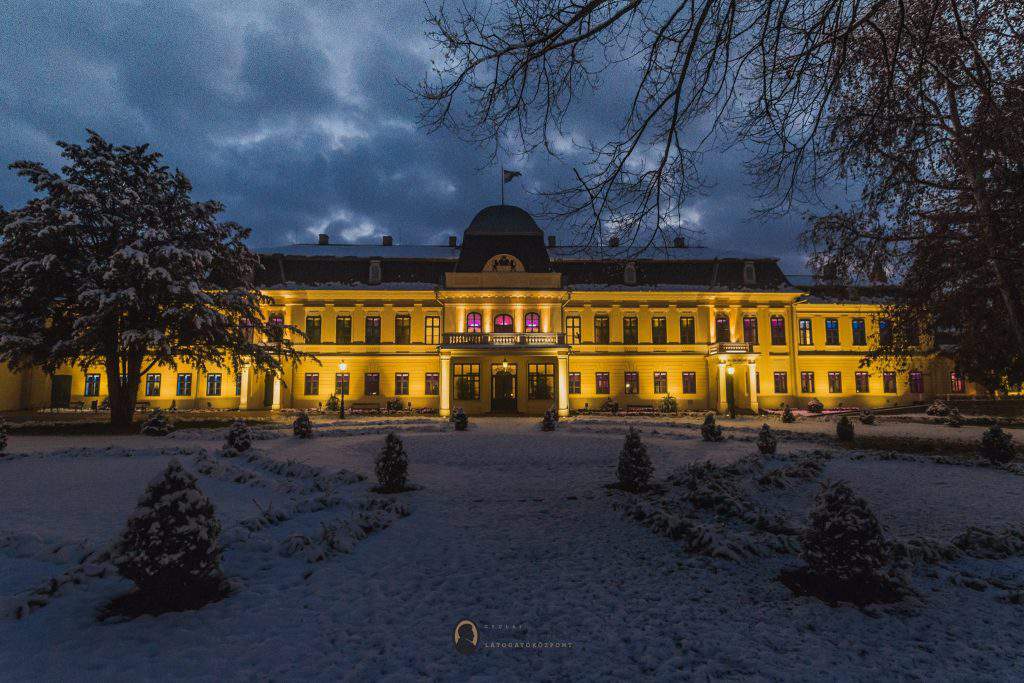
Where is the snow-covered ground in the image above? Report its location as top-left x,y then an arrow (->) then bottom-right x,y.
2,417 -> 1023,679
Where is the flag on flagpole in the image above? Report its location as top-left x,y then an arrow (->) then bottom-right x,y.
502,169 -> 522,183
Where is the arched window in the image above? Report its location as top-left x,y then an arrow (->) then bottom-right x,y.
524,312 -> 540,333
466,312 -> 482,333
493,314 -> 514,333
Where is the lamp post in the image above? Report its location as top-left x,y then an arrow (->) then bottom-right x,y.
338,360 -> 347,419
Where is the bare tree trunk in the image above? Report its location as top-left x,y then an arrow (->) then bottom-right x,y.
105,356 -> 140,430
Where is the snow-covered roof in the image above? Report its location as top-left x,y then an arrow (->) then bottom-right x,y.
256,244 -> 460,259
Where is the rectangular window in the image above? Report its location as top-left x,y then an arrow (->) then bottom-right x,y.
879,319 -> 892,346
145,373 -> 161,397
394,372 -> 409,395
623,316 -> 638,344
624,371 -> 639,395
653,371 -> 667,394
950,372 -> 965,393
679,316 -> 696,344
715,315 -> 731,342
855,371 -> 869,393
595,372 -> 610,394
206,373 -> 222,396
566,316 -> 582,344
335,315 -> 352,344
594,315 -> 610,344
84,373 -> 101,397
800,371 -> 815,394
828,371 -> 842,393
568,372 -> 581,394
304,372 -> 319,396
453,364 -> 480,400
364,372 -> 381,396
364,316 -> 381,344
909,371 -> 924,394
825,318 -> 840,345
394,314 -> 411,344
305,315 -> 322,344
528,363 -> 556,400
335,373 -> 350,396
425,372 -> 439,396
681,371 -> 697,394
267,313 -> 284,343
883,371 -> 897,393
651,317 -> 667,344
176,373 -> 192,397
852,318 -> 866,346
770,316 -> 786,345
798,319 -> 813,345
773,371 -> 788,394
424,316 -> 440,345
743,316 -> 759,344
235,373 -> 242,396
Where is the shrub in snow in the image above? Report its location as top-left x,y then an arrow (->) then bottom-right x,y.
452,408 -> 469,431
756,424 -> 777,454
858,408 -> 875,425
700,413 -> 724,442
600,398 -> 619,414
0,418 -> 7,453
926,399 -> 950,416
617,427 -> 652,492
292,412 -> 313,438
781,405 -> 796,423
947,408 -> 964,428
225,420 -> 252,453
325,394 -> 340,412
541,409 -> 557,431
385,397 -> 404,414
112,459 -> 223,603
836,415 -> 854,441
806,398 -> 824,414
141,408 -> 172,436
659,395 -> 678,414
374,432 -> 410,493
980,425 -> 1015,464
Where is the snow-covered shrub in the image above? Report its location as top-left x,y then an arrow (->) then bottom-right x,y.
980,425 -> 1015,464
700,413 -> 724,442
659,395 -> 678,414
112,459 -> 223,599
325,394 -> 340,412
0,418 -> 7,454
141,408 -> 172,436
452,408 -> 468,431
617,427 -> 652,492
836,415 -> 854,441
757,424 -> 777,455
600,398 -> 619,414
374,432 -> 410,493
947,407 -> 964,428
781,405 -> 796,423
806,398 -> 824,414
292,412 -> 313,438
541,409 -> 557,431
385,397 -> 404,414
225,420 -> 252,453
926,399 -> 950,416
858,408 -> 876,425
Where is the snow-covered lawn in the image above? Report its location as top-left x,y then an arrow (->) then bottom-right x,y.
2,418 -> 1023,679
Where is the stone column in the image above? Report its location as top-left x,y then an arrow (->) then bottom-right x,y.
556,350 -> 570,417
439,351 -> 452,417
717,362 -> 728,413
272,376 -> 282,410
747,361 -> 759,414
239,364 -> 251,410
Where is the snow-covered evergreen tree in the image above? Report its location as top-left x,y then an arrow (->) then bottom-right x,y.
112,459 -> 222,596
858,408 -> 876,425
617,427 -> 652,491
541,409 -> 557,431
700,413 -> 724,442
801,481 -> 888,586
141,408 -> 172,436
756,424 -> 777,454
926,399 -> 950,416
293,412 -> 313,438
375,432 -> 410,492
0,132 -> 307,427
781,405 -> 796,423
836,415 -> 855,441
325,394 -> 340,412
452,407 -> 469,431
980,425 -> 1015,463
225,420 -> 252,453
806,398 -> 824,413
659,395 -> 677,413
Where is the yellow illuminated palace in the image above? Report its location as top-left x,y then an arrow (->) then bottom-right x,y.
0,205 -> 977,415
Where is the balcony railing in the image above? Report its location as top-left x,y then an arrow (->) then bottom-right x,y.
707,341 -> 753,355
442,332 -> 566,347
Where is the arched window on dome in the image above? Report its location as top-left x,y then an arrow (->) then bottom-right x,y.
493,314 -> 514,333
524,312 -> 540,333
466,312 -> 482,333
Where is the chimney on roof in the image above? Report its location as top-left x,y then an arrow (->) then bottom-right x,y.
318,234 -> 330,246
607,236 -> 620,248
673,236 -> 685,248
547,235 -> 556,247
448,235 -> 457,247
382,235 -> 393,246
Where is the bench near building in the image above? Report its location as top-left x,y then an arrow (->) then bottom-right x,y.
0,205 -> 976,416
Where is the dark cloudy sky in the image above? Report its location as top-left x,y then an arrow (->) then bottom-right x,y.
0,0 -> 840,277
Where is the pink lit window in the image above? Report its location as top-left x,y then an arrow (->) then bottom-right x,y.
525,312 -> 540,332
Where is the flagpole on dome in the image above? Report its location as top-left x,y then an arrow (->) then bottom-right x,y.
501,167 -> 521,205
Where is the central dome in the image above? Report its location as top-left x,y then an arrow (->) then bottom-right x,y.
464,205 -> 542,236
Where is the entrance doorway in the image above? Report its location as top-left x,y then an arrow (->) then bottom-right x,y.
51,375 -> 72,409
490,363 -> 517,413
263,374 -> 275,407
